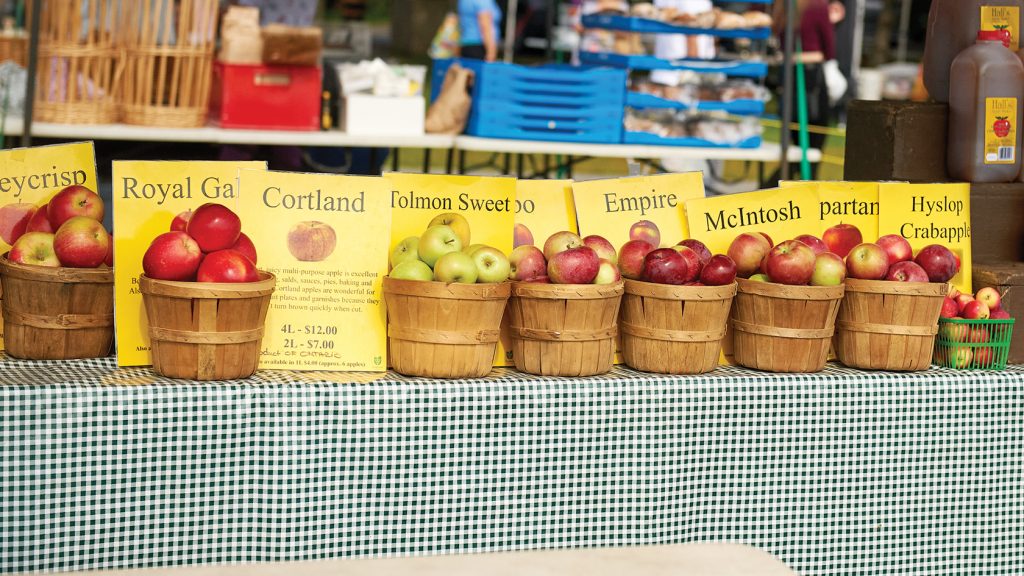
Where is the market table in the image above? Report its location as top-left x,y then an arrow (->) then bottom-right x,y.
2,356 -> 1022,576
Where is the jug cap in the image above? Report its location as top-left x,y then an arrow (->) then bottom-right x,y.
978,29 -> 1012,48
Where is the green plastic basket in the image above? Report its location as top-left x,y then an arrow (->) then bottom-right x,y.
934,317 -> 1015,370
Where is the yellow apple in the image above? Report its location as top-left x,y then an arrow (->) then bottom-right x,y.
428,212 -> 470,247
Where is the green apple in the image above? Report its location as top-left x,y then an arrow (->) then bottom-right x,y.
390,236 -> 420,267
463,243 -> 488,256
433,251 -> 478,283
389,259 -> 433,281
748,273 -> 770,282
418,224 -> 462,267
428,212 -> 471,247
472,246 -> 511,283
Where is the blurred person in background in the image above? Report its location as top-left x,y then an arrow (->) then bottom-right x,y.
459,0 -> 502,61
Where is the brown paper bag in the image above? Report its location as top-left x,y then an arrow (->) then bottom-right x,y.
425,64 -> 474,135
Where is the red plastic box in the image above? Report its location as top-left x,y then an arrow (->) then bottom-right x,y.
210,63 -> 321,131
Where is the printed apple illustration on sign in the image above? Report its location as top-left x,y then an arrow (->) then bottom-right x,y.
994,116 -> 1011,138
287,221 -> 337,262
629,220 -> 661,248
514,223 -> 534,248
0,202 -> 37,245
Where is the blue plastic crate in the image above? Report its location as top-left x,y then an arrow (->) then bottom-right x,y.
463,61 -> 627,143
581,14 -> 771,40
626,91 -> 766,115
623,131 -> 762,148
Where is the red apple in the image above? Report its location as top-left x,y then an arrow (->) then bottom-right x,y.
810,252 -> 846,286
758,232 -> 774,248
143,231 -> 203,281
47,185 -> 104,229
542,231 -> 582,261
965,327 -> 989,343
765,240 -> 816,285
186,203 -> 242,252
0,203 -> 38,245
196,249 -> 259,283
683,281 -> 705,286
758,254 -> 769,276
956,294 -> 975,313
845,242 -> 889,280
582,235 -> 617,264
939,322 -> 969,342
884,261 -> 929,283
105,233 -> 114,267
948,286 -> 962,299
914,244 -> 958,283
973,346 -> 995,368
975,287 -> 1002,312
524,275 -> 551,283
8,231 -> 59,267
170,210 -> 193,232
962,300 -> 990,320
946,347 -> 973,368
547,246 -> 600,284
875,234 -> 913,266
823,223 -> 863,258
26,202 -> 54,233
509,245 -> 547,281
699,254 -> 737,286
677,239 -> 712,269
642,248 -> 693,285
593,258 -> 621,284
618,239 -> 655,280
939,296 -> 959,319
727,232 -> 771,278
672,246 -> 701,282
990,308 -> 1011,320
230,232 -> 258,264
53,216 -> 110,268
793,234 -> 828,256
629,220 -> 661,248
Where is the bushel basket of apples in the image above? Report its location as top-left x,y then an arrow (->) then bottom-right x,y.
618,237 -> 738,375
0,185 -> 114,360
139,204 -> 275,381
506,231 -> 624,377
831,233 -> 958,371
724,231 -> 845,373
384,214 -> 511,379
933,286 -> 1015,370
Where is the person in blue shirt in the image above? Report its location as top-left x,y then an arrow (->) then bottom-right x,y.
459,0 -> 502,61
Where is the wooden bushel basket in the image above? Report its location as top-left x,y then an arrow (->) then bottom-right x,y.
833,278 -> 947,371
120,0 -> 219,127
730,278 -> 845,373
383,277 -> 510,379
620,279 -> 737,375
0,254 -> 113,360
507,281 -> 624,377
140,273 -> 275,381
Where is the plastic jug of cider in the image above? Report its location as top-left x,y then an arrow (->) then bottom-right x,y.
923,0 -> 1024,103
948,30 -> 1024,182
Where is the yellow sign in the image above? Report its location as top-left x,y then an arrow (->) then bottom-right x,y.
0,141 -> 98,349
683,184 -> 821,255
572,172 -> 705,251
236,169 -> 391,371
877,183 -> 972,294
514,179 -> 578,246
112,160 -> 266,367
981,5 -> 1020,50
385,172 -> 516,366
781,180 -> 879,239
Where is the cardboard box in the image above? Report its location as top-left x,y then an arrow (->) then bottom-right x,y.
970,183 -> 1024,262
973,261 -> 1024,364
342,95 -> 424,136
844,100 -> 949,182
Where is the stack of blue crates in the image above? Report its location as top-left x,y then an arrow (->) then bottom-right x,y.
432,59 -> 628,144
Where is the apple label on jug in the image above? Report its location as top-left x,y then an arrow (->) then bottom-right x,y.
236,169 -> 392,372
112,160 -> 267,367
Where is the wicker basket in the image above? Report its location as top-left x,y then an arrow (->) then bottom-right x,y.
620,279 -> 736,375
729,278 -> 845,373
120,0 -> 219,127
0,31 -> 27,66
383,277 -> 510,379
35,0 -> 121,124
0,254 -> 113,360
833,278 -> 946,371
507,281 -> 624,377
139,273 -> 275,380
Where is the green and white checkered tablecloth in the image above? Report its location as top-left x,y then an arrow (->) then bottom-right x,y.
2,356 -> 1023,575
